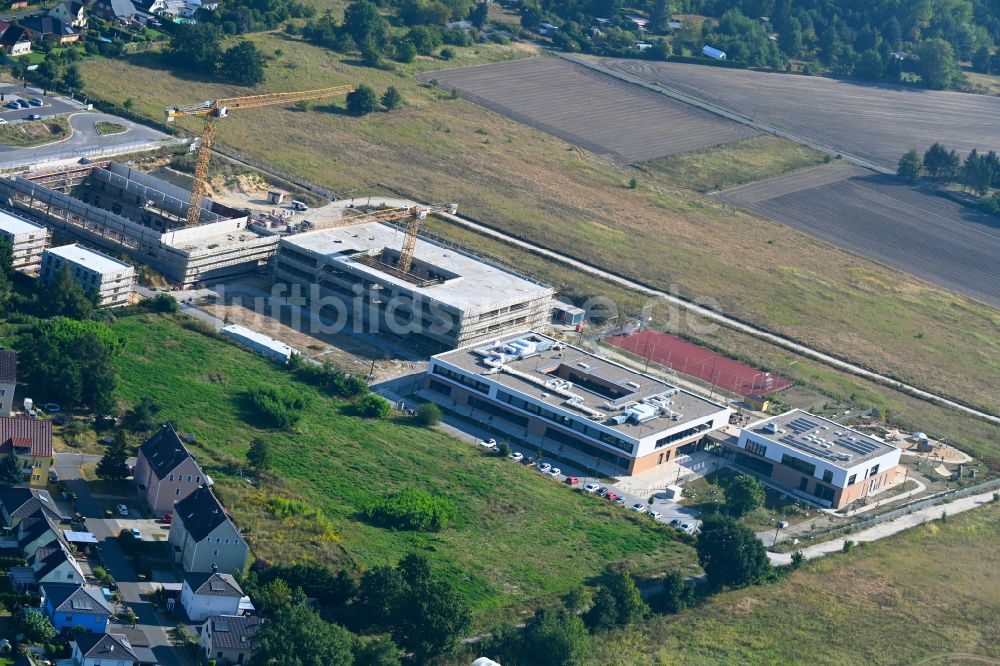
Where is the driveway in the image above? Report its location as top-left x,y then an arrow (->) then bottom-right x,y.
53,453 -> 192,666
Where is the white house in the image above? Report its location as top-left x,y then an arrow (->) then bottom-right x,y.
200,615 -> 263,665
181,571 -> 245,622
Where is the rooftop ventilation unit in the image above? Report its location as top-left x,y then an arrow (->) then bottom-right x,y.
763,422 -> 777,434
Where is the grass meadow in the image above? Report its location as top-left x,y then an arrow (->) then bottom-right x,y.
111,313 -> 695,623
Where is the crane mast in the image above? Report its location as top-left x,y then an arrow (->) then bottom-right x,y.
165,85 -> 355,227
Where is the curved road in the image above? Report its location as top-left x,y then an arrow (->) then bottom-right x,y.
0,112 -> 169,164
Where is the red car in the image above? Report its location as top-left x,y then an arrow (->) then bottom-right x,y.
565,476 -> 580,485
158,513 -> 173,524
605,492 -> 619,501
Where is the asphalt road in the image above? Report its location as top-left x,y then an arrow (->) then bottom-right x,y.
0,110 -> 170,166
53,453 -> 192,666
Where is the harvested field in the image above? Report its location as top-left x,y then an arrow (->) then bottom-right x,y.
606,328 -> 793,396
604,58 -> 1000,169
717,164 -> 1000,309
420,57 -> 756,162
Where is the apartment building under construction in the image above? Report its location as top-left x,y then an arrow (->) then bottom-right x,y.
0,161 -> 278,287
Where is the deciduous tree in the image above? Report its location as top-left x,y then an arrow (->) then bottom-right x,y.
696,514 -> 770,588
725,474 -> 765,517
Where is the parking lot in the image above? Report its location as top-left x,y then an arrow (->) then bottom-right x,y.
0,84 -> 83,124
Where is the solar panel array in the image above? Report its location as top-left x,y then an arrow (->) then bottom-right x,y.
834,436 -> 880,456
786,417 -> 819,434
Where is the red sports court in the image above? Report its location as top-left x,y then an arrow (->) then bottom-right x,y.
604,329 -> 793,397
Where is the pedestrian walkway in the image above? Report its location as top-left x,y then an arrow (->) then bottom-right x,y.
768,489 -> 998,565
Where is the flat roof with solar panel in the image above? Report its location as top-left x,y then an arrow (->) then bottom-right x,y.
747,408 -> 894,468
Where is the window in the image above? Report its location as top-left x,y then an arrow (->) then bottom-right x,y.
847,474 -> 857,485
225,539 -> 230,544
798,477 -> 809,491
213,550 -> 219,557
169,474 -> 174,481
176,488 -> 181,496
868,464 -> 880,478
781,454 -> 817,476
187,475 -> 192,483
196,476 -> 201,483
744,440 -> 768,457
822,470 -> 833,484
65,615 -> 73,622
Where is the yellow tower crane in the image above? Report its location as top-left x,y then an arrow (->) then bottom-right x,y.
165,85 -> 355,227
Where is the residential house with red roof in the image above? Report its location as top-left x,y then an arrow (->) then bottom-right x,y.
0,417 -> 52,486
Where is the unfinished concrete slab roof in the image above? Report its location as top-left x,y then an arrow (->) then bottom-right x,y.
45,243 -> 134,275
0,210 -> 45,236
283,222 -> 553,314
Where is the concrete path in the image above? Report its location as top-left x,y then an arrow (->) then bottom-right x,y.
768,489 -> 998,565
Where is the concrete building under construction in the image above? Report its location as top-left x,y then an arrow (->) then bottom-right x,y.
274,222 -> 554,349
0,161 -> 278,287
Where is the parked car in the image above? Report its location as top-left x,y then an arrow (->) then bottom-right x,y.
43,403 -> 61,413
291,200 -> 309,211
116,504 -> 129,516
509,452 -> 524,462
53,414 -> 69,425
158,512 -> 173,524
565,476 -> 579,485
479,438 -> 497,449
584,483 -> 601,493
48,470 -> 58,483
670,519 -> 681,527
538,463 -> 552,474
17,99 -> 30,108
548,467 -> 561,477
129,528 -> 142,540
29,97 -> 43,106
680,522 -> 696,533
631,503 -> 646,513
0,118 -> 7,125
648,511 -> 662,520
597,487 -> 610,497
25,113 -> 41,121
613,497 -> 626,505
605,492 -> 619,502
5,101 -> 18,109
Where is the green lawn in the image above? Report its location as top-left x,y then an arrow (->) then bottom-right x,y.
111,313 -> 695,622
95,121 -> 127,135
643,134 -> 828,192
0,116 -> 69,147
582,501 -> 1000,665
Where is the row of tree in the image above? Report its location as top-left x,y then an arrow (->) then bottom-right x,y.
898,143 -> 1000,196
527,0 -> 996,88
299,0 -> 484,67
167,25 -> 268,86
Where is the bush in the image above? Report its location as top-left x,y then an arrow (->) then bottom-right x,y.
247,386 -> 309,429
413,402 -> 440,427
440,46 -> 456,60
294,362 -> 368,399
367,487 -> 455,531
144,293 -> 179,313
355,393 -> 391,419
